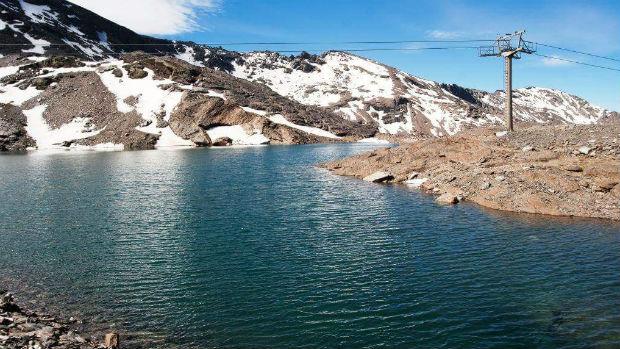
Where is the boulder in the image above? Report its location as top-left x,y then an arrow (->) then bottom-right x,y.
480,182 -> 492,190
578,146 -> 591,155
363,171 -> 394,183
565,165 -> 584,172
124,64 -> 148,79
522,145 -> 534,152
212,137 -> 233,146
104,332 -> 120,349
596,180 -> 619,192
31,77 -> 54,90
407,172 -> 420,180
111,68 -> 123,78
436,193 -> 459,205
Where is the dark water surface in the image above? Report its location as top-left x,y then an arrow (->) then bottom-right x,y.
1,144 -> 619,349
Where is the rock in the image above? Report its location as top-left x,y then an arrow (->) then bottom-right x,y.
480,182 -> 492,190
565,165 -> 583,172
578,146 -> 591,155
495,175 -> 506,182
436,193 -> 459,205
363,171 -> 394,183
612,184 -> 620,198
104,332 -> 120,349
212,137 -> 233,146
596,180 -> 619,192
522,146 -> 534,152
111,68 -> 123,78
0,290 -> 109,348
495,131 -> 508,137
407,172 -> 420,180
35,326 -> 54,342
404,177 -> 428,188
31,77 -> 53,90
139,119 -> 152,127
125,65 -> 148,79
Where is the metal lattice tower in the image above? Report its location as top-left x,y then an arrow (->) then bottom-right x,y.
480,31 -> 536,131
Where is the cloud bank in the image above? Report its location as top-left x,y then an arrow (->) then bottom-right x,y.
66,0 -> 220,35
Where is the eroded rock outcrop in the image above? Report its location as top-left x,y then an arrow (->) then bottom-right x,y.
0,104 -> 34,151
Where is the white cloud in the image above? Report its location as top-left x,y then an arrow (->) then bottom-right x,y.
426,30 -> 463,40
541,55 -> 573,67
66,0 -> 220,35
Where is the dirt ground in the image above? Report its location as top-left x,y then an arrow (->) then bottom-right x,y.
321,124 -> 620,220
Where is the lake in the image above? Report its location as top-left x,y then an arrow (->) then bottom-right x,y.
1,144 -> 619,348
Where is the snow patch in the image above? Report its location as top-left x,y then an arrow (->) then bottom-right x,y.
0,66 -> 20,79
24,105 -> 101,150
269,114 -> 340,139
0,84 -> 42,106
241,106 -> 268,116
18,0 -> 58,25
206,125 -> 270,145
21,32 -> 50,54
70,142 -> 125,151
405,178 -> 429,188
206,90 -> 226,100
62,39 -> 103,57
66,25 -> 84,36
358,138 -> 391,144
97,62 -> 187,126
155,127 -> 195,148
175,45 -> 204,67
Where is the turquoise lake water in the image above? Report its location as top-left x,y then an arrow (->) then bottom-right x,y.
1,144 -> 620,348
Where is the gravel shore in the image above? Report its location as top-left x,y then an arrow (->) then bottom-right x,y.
0,291 -> 116,349
321,124 -> 620,220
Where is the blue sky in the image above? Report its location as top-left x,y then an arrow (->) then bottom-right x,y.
74,0 -> 620,110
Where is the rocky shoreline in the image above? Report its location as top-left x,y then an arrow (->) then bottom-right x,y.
0,291 -> 118,349
321,124 -> 620,221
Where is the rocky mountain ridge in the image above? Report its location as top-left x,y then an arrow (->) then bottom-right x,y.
226,51 -> 618,137
0,54 -> 375,151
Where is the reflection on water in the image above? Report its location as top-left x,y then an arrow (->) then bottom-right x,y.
1,145 -> 620,349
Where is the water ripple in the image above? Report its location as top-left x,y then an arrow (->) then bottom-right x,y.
1,144 -> 620,349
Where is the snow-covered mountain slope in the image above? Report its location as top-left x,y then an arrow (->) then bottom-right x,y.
228,51 -> 618,137
0,0 -> 616,146
0,0 -> 244,71
0,54 -> 374,151
0,0 -> 174,57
